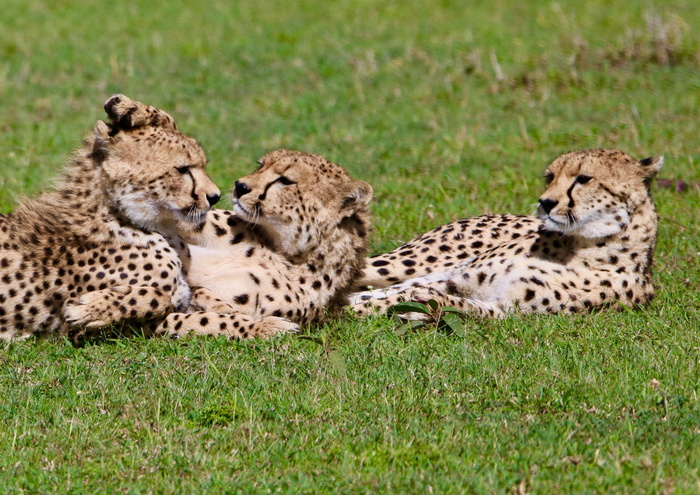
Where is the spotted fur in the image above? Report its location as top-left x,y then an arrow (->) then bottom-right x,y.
158,149 -> 373,337
352,149 -> 662,317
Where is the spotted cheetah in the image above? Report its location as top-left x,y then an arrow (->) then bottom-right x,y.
0,95 -> 292,344
157,149 -> 373,337
352,149 -> 662,317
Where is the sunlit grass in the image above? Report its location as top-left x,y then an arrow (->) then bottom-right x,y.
0,0 -> 698,492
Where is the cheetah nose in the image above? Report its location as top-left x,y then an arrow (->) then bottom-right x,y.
234,181 -> 250,198
206,193 -> 221,207
538,198 -> 558,215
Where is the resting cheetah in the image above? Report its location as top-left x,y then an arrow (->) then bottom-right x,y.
0,95 -> 291,343
352,149 -> 662,317
157,149 -> 373,336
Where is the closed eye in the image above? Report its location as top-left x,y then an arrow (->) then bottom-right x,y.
576,175 -> 592,184
277,176 -> 296,186
175,165 -> 190,174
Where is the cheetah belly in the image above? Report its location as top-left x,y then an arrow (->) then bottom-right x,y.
186,245 -> 263,301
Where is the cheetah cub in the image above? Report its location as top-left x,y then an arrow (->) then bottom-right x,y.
158,150 -> 373,337
352,149 -> 662,317
0,95 -> 288,343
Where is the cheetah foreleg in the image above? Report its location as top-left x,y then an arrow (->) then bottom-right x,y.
64,286 -> 174,329
63,286 -> 175,345
155,312 -> 299,340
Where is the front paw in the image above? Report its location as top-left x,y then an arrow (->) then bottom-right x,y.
63,295 -> 112,329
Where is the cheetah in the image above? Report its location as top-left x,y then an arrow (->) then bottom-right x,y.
351,149 -> 663,317
0,95 -> 293,344
157,149 -> 373,336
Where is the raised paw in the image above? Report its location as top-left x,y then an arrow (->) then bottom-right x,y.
156,312 -> 299,340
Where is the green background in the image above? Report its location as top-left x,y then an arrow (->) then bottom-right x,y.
0,0 -> 698,492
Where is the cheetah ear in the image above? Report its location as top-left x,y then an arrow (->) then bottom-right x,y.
103,94 -> 176,131
338,180 -> 373,216
638,155 -> 663,179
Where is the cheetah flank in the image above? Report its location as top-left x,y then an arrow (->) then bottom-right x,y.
352,149 -> 662,317
158,149 -> 373,337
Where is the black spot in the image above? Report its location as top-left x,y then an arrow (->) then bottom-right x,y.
234,294 -> 249,305
524,289 -> 536,302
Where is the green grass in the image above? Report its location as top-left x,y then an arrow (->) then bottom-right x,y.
1,0 -> 699,492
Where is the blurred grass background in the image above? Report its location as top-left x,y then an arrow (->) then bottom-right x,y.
0,0 -> 699,493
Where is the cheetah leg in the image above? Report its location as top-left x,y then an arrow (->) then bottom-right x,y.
155,312 -> 299,340
63,286 -> 173,343
351,286 -> 499,319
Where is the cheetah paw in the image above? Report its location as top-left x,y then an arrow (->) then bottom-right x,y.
63,295 -> 113,329
252,316 -> 300,338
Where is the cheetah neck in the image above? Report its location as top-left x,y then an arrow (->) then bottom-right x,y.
569,196 -> 658,277
11,142 -> 160,247
286,212 -> 370,311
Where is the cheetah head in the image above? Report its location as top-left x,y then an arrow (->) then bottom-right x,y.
93,94 -> 220,232
538,149 -> 663,238
232,149 -> 373,256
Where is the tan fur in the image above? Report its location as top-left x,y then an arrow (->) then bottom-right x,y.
157,150 -> 372,337
352,149 -> 662,317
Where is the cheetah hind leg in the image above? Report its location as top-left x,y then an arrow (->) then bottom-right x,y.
155,312 -> 299,340
64,286 -> 173,344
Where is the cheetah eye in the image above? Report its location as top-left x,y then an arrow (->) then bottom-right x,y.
576,175 -> 592,185
277,176 -> 296,186
175,165 -> 190,174
544,172 -> 554,184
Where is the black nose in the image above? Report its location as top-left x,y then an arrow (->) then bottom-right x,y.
538,198 -> 558,215
234,181 -> 250,198
206,193 -> 221,207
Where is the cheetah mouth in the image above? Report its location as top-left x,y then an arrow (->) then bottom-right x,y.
173,205 -> 208,226
540,215 -> 568,233
233,200 -> 261,224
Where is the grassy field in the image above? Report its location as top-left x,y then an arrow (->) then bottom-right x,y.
1,0 -> 699,492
